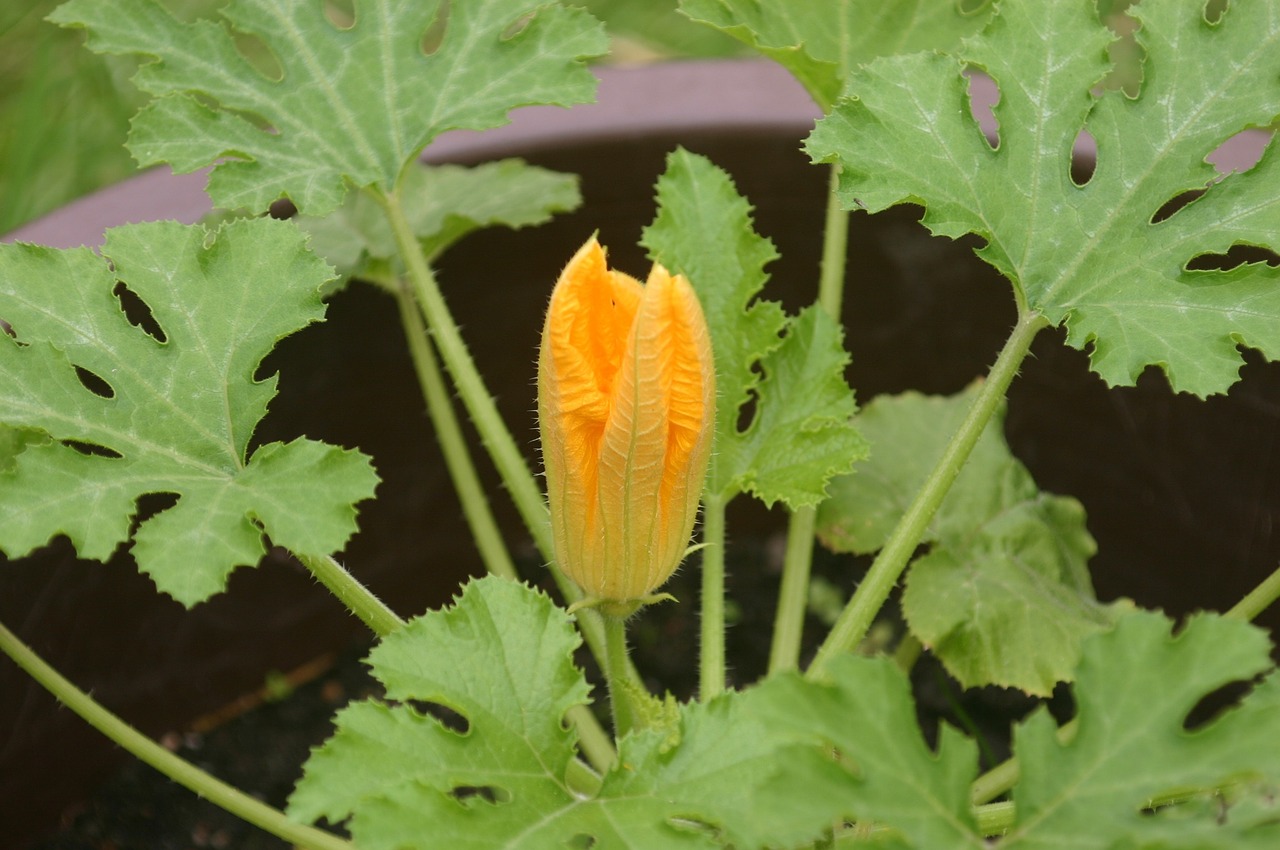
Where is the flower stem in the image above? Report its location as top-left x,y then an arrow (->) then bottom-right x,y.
970,556 -> 1280,805
807,311 -> 1048,680
392,278 -> 519,581
0,620 -> 355,850
602,613 -> 638,739
295,552 -> 404,638
700,491 -> 729,698
769,165 -> 850,675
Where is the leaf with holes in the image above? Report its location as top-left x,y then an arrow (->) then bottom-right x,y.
290,575 -> 836,850
808,0 -> 1280,397
816,387 -> 1114,695
297,159 -> 581,289
0,218 -> 378,605
642,148 -> 867,508
49,0 -> 608,215
678,0 -> 995,109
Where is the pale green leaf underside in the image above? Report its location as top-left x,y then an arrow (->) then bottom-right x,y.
298,158 -> 581,287
49,0 -> 608,214
290,576 -> 833,850
749,611 -> 1280,849
679,0 -> 994,109
0,219 -> 378,605
808,0 -> 1280,397
817,388 -> 1110,694
642,148 -> 865,508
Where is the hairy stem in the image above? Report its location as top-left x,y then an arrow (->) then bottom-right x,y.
296,552 -> 404,638
393,279 -> 518,581
700,491 -> 729,698
807,312 -> 1048,680
769,166 -> 850,675
0,620 -> 354,850
602,613 -> 638,739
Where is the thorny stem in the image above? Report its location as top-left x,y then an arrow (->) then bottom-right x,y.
769,165 -> 850,674
392,278 -> 519,581
0,620 -> 355,850
970,557 -> 1280,806
807,311 -> 1049,681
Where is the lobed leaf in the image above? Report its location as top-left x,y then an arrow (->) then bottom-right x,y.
0,219 -> 377,605
808,0 -> 1280,397
642,148 -> 866,508
678,0 -> 995,109
817,387 -> 1112,695
291,575 -> 835,849
49,0 -> 608,215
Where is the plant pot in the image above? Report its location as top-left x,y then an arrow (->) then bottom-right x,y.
4,58 -> 1279,847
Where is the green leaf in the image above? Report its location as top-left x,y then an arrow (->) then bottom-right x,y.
1002,612 -> 1280,848
747,611 -> 1280,850
817,387 -> 1112,694
808,0 -> 1280,397
642,147 -> 866,508
751,656 -> 986,849
297,159 -> 581,289
291,575 -> 833,849
0,219 -> 377,605
678,0 -> 995,109
49,0 -> 608,214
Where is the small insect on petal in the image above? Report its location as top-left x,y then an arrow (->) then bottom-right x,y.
538,237 -> 715,606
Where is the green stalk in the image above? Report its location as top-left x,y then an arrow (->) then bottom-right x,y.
807,311 -> 1048,680
296,552 -> 404,638
970,557 -> 1280,805
0,620 -> 354,850
393,278 -> 518,581
700,491 -> 729,698
769,166 -> 850,674
602,613 -> 639,739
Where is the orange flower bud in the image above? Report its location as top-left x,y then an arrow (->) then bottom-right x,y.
538,237 -> 715,606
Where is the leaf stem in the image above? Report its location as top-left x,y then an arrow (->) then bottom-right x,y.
392,279 -> 518,581
295,552 -> 404,638
970,557 -> 1280,805
769,165 -> 850,675
700,491 -> 729,698
0,620 -> 355,850
807,311 -> 1048,680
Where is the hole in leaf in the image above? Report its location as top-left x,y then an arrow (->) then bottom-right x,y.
501,10 -> 535,40
231,31 -> 283,82
1150,188 -> 1207,224
1185,243 -> 1280,272
964,67 -> 999,150
1205,0 -> 1229,25
268,198 -> 297,220
62,439 -> 123,460
566,835 -> 595,849
1207,128 -> 1274,175
324,0 -> 355,29
1071,128 -> 1097,186
113,282 -> 168,343
403,698 -> 471,734
450,784 -> 510,807
74,365 -> 115,399
136,491 -> 181,524
1183,678 -> 1255,732
735,386 -> 759,435
1,317 -> 13,338
957,0 -> 993,14
421,1 -> 449,55
1098,2 -> 1143,97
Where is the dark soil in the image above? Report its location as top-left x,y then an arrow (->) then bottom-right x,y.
31,527 -> 1059,850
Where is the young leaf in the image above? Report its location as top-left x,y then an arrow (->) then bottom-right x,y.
49,0 -> 608,215
1003,612 -> 1280,848
678,0 -> 995,109
290,575 -> 836,850
817,388 -> 1112,695
297,159 -> 581,288
808,0 -> 1280,398
0,219 -> 377,605
642,147 -> 867,508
